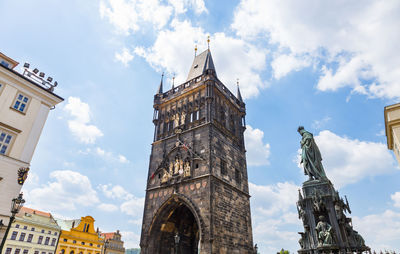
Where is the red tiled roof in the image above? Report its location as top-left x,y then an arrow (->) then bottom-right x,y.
19,207 -> 51,218
101,232 -> 115,240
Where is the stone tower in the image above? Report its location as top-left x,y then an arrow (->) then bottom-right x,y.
140,49 -> 254,254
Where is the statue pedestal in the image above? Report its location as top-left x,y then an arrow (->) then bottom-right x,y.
297,179 -> 371,254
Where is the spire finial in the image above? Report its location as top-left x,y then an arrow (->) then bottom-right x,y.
156,72 -> 164,94
207,36 -> 210,50
195,44 -> 198,56
236,78 -> 243,102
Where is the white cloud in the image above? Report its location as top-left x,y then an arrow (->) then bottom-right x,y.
249,181 -> 301,253
313,130 -> 398,188
25,170 -> 99,212
244,125 -> 271,166
97,203 -> 119,212
232,0 -> 400,99
115,47 -> 134,66
81,147 -> 129,164
98,184 -> 134,200
250,182 -> 299,216
134,19 -> 268,99
392,192 -> 400,208
168,0 -> 207,15
271,53 -> 311,79
118,155 -> 129,163
353,210 -> 400,251
311,116 -> 331,130
120,231 -> 141,248
64,97 -> 103,144
120,197 -> 145,217
99,0 -> 173,35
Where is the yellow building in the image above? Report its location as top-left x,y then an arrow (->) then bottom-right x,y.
2,207 -> 61,254
384,103 -> 400,164
0,52 -> 63,242
55,216 -> 103,254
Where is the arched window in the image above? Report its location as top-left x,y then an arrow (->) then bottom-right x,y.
70,251 -> 74,254
60,249 -> 65,254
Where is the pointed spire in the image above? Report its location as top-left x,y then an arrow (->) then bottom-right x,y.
157,72 -> 164,94
237,78 -> 243,102
186,48 -> 216,81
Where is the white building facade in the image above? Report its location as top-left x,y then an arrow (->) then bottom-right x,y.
0,52 -> 63,243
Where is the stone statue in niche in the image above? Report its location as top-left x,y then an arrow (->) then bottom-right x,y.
174,113 -> 180,127
181,112 -> 186,125
161,169 -> 171,183
179,159 -> 184,175
312,191 -> 325,213
169,161 -> 174,175
184,161 -> 191,177
315,215 -> 334,246
174,156 -> 180,175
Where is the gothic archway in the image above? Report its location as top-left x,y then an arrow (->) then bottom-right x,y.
147,196 -> 201,254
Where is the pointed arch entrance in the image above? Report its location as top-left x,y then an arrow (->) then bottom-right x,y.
147,195 -> 201,254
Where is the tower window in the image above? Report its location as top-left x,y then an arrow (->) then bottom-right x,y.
235,168 -> 241,184
12,92 -> 30,114
19,233 -> 25,241
11,231 -> 18,240
220,160 -> 227,175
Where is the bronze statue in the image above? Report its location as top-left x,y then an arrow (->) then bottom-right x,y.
298,126 -> 327,180
316,215 -> 334,246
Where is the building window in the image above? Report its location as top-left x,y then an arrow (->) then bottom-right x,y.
15,224 -> 20,228
1,60 -> 10,68
34,251 -> 39,254
12,92 -> 30,113
19,233 -> 26,241
63,239 -> 67,242
73,240 -> 76,244
60,250 -> 65,254
51,238 -> 56,246
31,228 -> 35,231
41,230 -> 45,233
27,234 -> 33,242
89,243 -> 93,246
54,232 -> 57,236
235,168 -> 241,184
23,226 -> 27,230
6,248 -> 12,254
81,242 -> 85,245
0,128 -> 14,155
23,250 -> 28,254
220,160 -> 227,175
48,231 -> 51,234
11,231 -> 18,240
38,236 -> 43,244
41,252 -> 46,254
44,237 -> 50,245
14,249 -> 20,254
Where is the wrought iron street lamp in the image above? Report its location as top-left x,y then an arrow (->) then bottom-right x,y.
0,193 -> 25,253
174,232 -> 180,254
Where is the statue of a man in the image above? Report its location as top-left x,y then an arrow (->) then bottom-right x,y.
297,126 -> 327,180
316,215 -> 334,246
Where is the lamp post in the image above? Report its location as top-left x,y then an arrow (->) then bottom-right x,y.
0,193 -> 25,253
174,232 -> 180,254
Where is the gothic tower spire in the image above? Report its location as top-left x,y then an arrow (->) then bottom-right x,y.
156,72 -> 164,94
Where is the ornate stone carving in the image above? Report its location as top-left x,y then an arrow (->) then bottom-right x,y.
316,216 -> 334,246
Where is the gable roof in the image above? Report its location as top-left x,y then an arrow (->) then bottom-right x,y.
18,207 -> 51,218
186,49 -> 216,81
101,232 -> 115,240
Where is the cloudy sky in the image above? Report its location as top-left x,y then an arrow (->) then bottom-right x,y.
2,0 -> 400,252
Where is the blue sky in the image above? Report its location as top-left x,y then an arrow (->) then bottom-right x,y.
2,0 -> 400,252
